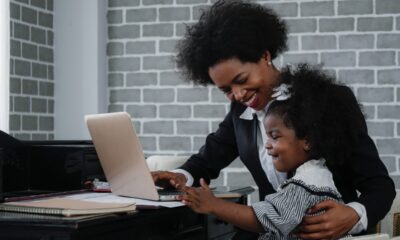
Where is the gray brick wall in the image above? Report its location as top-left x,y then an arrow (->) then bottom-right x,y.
9,0 -> 54,140
107,0 -> 400,191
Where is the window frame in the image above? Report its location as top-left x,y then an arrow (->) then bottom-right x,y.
0,0 -> 10,133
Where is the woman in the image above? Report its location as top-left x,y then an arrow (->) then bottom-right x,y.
152,1 -> 395,239
181,65 -> 360,239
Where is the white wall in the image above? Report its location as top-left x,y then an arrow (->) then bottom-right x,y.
54,0 -> 107,140
0,0 -> 10,133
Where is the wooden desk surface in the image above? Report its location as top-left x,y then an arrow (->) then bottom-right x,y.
0,206 -> 205,240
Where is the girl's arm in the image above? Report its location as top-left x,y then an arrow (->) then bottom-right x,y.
181,179 -> 264,233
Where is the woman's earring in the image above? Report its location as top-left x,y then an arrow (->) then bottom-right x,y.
304,145 -> 310,152
268,61 -> 272,66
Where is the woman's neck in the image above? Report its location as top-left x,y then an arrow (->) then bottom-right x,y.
264,65 -> 281,104
271,65 -> 281,87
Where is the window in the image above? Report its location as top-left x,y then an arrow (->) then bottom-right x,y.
0,0 -> 10,133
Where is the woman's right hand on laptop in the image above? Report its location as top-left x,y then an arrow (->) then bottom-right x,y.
151,171 -> 187,190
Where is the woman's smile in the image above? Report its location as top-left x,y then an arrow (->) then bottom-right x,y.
208,56 -> 280,111
243,93 -> 259,108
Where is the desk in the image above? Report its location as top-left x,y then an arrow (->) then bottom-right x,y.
0,139 -> 254,239
0,193 -> 251,240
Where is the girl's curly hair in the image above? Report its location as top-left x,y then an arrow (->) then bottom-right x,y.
267,64 -> 363,167
176,0 -> 288,85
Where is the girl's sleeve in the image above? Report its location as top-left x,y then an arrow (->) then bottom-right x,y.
251,183 -> 320,237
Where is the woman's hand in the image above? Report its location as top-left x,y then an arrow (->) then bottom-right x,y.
181,178 -> 219,214
297,200 -> 359,239
151,171 -> 187,190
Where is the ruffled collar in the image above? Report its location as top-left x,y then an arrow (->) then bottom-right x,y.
291,159 -> 338,192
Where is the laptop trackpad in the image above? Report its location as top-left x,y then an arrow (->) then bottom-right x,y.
157,189 -> 183,201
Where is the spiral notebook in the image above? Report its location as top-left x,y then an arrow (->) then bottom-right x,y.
0,197 -> 136,217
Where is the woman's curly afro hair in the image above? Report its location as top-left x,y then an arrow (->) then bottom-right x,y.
267,64 -> 363,167
176,0 -> 288,85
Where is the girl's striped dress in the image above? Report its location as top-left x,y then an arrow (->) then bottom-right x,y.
251,159 -> 351,240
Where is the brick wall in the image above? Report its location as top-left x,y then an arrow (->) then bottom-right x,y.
9,0 -> 54,140
107,0 -> 400,193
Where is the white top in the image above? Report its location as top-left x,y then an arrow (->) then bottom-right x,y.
239,107 -> 287,190
289,159 -> 337,191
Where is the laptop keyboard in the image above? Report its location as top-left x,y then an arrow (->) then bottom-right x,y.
157,189 -> 184,196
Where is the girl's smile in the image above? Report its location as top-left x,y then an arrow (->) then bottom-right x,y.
264,114 -> 309,172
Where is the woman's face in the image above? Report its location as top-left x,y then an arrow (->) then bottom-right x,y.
208,55 -> 279,111
264,114 -> 309,172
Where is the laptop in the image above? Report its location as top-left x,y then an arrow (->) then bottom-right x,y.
85,112 -> 182,201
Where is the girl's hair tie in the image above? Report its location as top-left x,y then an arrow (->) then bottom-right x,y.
271,83 -> 292,101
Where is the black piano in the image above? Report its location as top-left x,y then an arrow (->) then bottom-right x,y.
0,130 -> 104,202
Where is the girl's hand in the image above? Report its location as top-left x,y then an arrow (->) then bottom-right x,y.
182,179 -> 264,233
180,178 -> 218,214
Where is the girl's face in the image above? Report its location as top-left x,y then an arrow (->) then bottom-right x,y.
208,54 -> 279,111
264,114 -> 309,172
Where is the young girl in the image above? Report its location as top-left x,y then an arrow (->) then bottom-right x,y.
181,64 -> 358,239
